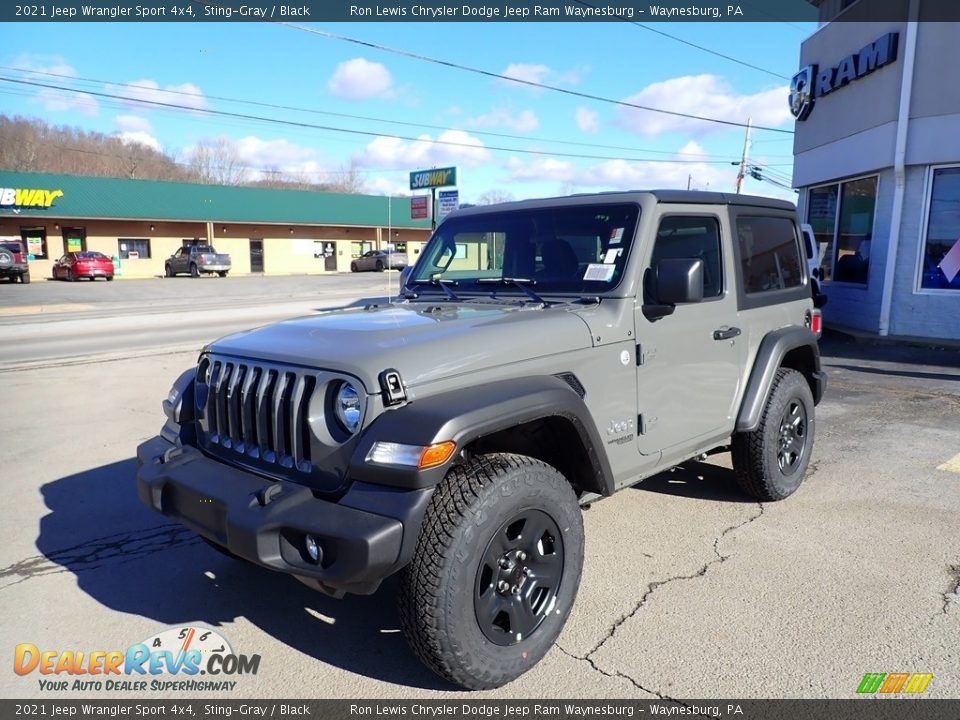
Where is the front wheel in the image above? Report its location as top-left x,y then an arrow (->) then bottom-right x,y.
165,264 -> 173,278
399,453 -> 584,690
732,368 -> 816,501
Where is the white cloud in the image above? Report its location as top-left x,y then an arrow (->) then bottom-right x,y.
366,176 -> 412,196
504,156 -> 576,183
13,55 -> 99,116
616,74 -> 791,137
106,79 -> 207,111
354,129 -> 490,170
327,58 -> 394,101
113,114 -> 162,151
575,107 -> 599,134
180,135 -> 330,181
498,63 -> 589,92
465,109 -> 539,133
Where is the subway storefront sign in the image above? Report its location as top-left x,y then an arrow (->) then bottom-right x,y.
410,167 -> 457,190
0,187 -> 64,209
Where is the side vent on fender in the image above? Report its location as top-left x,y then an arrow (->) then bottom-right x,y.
554,372 -> 586,399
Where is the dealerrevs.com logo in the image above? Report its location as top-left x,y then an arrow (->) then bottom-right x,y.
14,626 -> 260,692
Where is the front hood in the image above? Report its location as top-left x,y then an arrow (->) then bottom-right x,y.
206,301 -> 593,392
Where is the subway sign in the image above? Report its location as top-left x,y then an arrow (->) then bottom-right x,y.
790,32 -> 899,121
0,187 -> 64,209
409,167 -> 457,190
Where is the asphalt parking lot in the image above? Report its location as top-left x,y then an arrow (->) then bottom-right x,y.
1,276 -> 958,700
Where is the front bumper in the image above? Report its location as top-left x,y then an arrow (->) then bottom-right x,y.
137,435 -> 432,595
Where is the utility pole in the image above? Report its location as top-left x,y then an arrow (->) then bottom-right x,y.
735,117 -> 752,194
687,174 -> 692,190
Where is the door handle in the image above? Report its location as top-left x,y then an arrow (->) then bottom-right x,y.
713,326 -> 741,340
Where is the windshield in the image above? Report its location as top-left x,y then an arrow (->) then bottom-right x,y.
410,203 -> 640,295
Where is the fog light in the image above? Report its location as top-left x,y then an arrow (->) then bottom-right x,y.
305,535 -> 321,564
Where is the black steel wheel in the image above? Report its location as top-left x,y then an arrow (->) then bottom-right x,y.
399,453 -> 584,690
474,509 -> 564,646
732,368 -> 816,501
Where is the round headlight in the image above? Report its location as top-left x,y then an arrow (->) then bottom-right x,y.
334,382 -> 362,434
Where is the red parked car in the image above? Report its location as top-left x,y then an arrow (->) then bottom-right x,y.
53,252 -> 115,281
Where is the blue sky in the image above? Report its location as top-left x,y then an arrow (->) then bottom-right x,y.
0,20 -> 814,203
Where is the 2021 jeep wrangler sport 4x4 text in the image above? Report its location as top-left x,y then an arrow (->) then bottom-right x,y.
138,191 -> 825,689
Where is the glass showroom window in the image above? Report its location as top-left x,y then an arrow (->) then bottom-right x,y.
806,176 -> 877,285
920,167 -> 960,291
807,185 -> 838,282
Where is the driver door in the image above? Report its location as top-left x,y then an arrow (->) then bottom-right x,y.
634,209 -> 745,456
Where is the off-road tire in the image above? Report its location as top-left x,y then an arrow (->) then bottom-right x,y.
165,264 -> 173,278
20,272 -> 30,284
732,368 -> 815,501
190,263 -> 200,278
399,453 -> 584,690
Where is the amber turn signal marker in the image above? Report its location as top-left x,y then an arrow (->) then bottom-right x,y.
418,441 -> 456,469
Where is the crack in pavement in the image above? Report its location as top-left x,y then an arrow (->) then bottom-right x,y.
0,524 -> 202,591
939,564 -> 960,617
556,502 -> 765,702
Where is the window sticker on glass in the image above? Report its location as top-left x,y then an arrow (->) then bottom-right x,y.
609,227 -> 625,245
603,248 -> 622,264
584,263 -> 616,282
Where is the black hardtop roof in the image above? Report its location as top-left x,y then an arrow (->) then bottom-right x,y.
452,190 -> 796,216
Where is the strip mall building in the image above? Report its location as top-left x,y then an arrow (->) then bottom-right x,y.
795,0 -> 960,340
0,172 -> 432,279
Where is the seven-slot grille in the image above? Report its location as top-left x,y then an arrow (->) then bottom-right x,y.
199,356 -> 317,473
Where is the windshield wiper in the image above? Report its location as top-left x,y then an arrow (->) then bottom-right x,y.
475,277 -> 545,304
407,278 -> 461,301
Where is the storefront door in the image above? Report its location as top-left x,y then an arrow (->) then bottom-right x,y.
249,239 -> 264,273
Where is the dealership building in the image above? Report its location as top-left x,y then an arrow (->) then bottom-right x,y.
794,0 -> 960,340
0,172 -> 432,279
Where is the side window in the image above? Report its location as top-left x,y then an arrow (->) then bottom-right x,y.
650,215 -> 723,298
737,216 -> 803,293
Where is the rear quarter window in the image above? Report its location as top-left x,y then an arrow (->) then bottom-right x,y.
736,216 -> 803,294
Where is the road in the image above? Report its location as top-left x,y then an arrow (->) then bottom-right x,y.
1,275 -> 958,700
0,274 -> 400,368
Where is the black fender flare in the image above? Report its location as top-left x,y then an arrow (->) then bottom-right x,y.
349,375 -> 615,495
736,326 -> 825,433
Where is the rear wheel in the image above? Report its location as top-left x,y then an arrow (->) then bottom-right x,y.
190,263 -> 200,278
67,269 -> 75,282
732,368 -> 815,501
217,271 -> 228,277
105,276 -> 113,282
20,272 -> 30,284
375,260 -> 384,272
399,453 -> 584,690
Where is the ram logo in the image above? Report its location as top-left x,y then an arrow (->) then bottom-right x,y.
789,65 -> 816,120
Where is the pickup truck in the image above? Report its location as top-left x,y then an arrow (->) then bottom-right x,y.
165,245 -> 231,278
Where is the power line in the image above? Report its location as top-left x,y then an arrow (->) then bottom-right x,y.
281,24 -> 794,135
0,77 -> 742,166
572,0 -> 789,80
0,65 -> 770,161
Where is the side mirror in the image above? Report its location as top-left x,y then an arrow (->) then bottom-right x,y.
655,257 -> 704,305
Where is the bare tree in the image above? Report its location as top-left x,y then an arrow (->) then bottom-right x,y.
324,160 -> 367,194
476,189 -> 515,205
186,137 -> 248,185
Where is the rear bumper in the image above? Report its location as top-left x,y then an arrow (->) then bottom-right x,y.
137,435 -> 432,595
198,264 -> 230,272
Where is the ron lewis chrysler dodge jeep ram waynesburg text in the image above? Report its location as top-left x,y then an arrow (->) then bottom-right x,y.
138,191 -> 826,690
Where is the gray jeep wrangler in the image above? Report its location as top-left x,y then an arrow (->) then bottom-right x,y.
138,191 -> 825,690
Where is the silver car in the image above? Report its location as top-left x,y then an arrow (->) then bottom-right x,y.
350,249 -> 408,272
